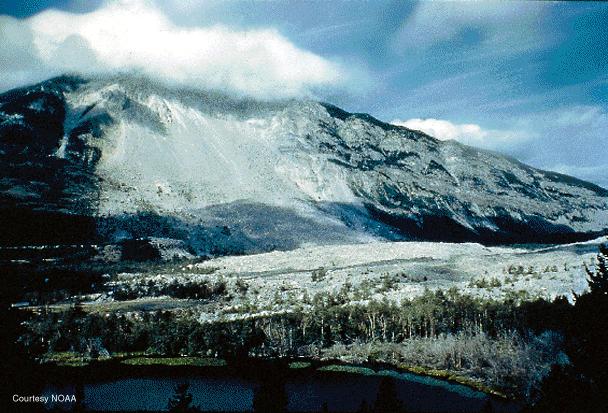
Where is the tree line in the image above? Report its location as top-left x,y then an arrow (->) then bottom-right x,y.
16,243 -> 608,411
19,287 -> 571,399
22,288 -> 570,360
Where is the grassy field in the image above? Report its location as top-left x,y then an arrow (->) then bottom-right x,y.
39,352 -> 506,398
120,356 -> 227,367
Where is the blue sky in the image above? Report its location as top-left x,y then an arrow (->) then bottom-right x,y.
1,1 -> 607,187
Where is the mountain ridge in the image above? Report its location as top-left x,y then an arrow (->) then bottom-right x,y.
1,74 -> 607,253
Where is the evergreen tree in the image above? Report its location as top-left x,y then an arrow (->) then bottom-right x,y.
357,400 -> 371,413
531,365 -> 596,413
373,377 -> 404,413
167,382 -> 199,413
480,399 -> 494,413
532,244 -> 608,412
584,243 -> 608,295
567,243 -> 608,411
73,381 -> 86,413
253,371 -> 288,413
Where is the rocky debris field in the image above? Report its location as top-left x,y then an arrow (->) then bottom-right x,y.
69,237 -> 605,322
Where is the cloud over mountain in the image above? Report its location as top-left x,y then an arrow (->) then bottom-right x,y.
390,117 -> 527,151
392,105 -> 608,189
0,0 -> 346,98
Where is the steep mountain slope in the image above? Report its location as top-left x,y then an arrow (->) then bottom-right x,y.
1,75 -> 607,253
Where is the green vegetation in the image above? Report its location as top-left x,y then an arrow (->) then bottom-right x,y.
121,357 -> 227,367
469,277 -> 502,289
21,286 -> 572,397
311,267 -> 327,282
13,244 -> 608,409
40,351 -> 90,367
317,365 -> 377,375
112,276 -> 227,300
288,361 -> 312,369
528,244 -> 608,413
398,365 -> 502,397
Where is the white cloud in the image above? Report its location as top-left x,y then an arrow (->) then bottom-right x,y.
391,118 -> 482,141
392,106 -> 608,189
0,0 -> 348,98
390,117 -> 527,150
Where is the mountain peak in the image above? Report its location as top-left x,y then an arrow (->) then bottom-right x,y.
1,76 -> 607,251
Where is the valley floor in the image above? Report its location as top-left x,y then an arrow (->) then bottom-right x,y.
9,237 -> 607,403
92,238 -> 603,322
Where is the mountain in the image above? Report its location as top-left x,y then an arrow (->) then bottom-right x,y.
1,75 -> 607,255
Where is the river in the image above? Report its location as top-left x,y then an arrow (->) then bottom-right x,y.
40,362 -> 520,412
